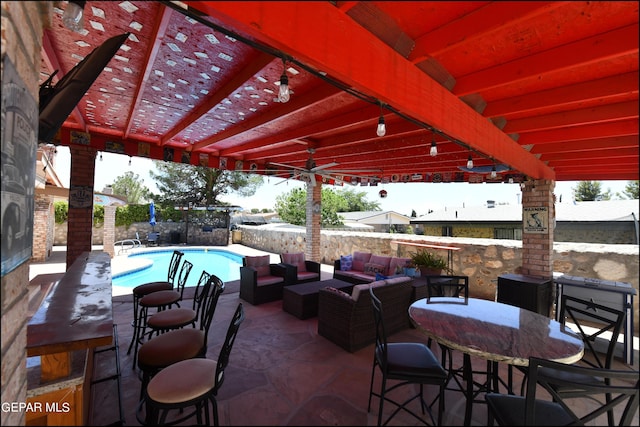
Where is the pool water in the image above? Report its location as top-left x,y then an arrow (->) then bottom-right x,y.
112,248 -> 243,295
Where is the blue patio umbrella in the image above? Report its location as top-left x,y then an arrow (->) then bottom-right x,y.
149,202 -> 156,231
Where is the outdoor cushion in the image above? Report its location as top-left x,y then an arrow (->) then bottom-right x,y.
281,252 -> 307,272
351,279 -> 387,301
245,255 -> 271,277
368,255 -> 392,274
363,262 -> 386,276
352,251 -> 372,271
388,257 -> 411,276
325,286 -> 352,300
340,254 -> 353,271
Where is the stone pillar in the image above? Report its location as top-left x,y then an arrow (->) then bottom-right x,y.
67,144 -> 97,268
305,182 -> 321,262
520,179 -> 555,279
31,193 -> 54,262
103,205 -> 116,258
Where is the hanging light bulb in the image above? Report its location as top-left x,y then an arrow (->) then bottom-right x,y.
62,1 -> 86,33
490,165 -> 497,178
99,152 -> 103,161
376,115 -> 386,137
429,133 -> 438,156
466,155 -> 474,169
278,59 -> 290,103
128,156 -> 132,166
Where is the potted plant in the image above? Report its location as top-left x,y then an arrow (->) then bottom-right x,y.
410,249 -> 451,276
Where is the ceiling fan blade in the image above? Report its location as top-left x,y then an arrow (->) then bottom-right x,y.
275,173 -> 300,185
267,161 -> 307,172
310,162 -> 339,172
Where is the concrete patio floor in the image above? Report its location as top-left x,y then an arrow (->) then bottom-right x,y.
28,245 -> 638,426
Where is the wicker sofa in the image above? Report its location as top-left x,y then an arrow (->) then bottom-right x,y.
333,251 -> 410,285
317,276 -> 414,352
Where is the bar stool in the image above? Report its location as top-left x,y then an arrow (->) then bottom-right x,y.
131,259 -> 193,369
145,270 -> 211,337
136,276 -> 225,405
127,250 -> 184,360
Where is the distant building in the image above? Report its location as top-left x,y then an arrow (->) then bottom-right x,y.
338,210 -> 412,233
411,200 -> 639,244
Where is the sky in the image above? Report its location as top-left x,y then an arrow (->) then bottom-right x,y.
53,146 -> 632,216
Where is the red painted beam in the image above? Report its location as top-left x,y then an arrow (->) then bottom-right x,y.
517,119 -> 639,145
530,135 -> 638,154
186,1 -> 556,180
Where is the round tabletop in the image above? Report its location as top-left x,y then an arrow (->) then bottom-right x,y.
409,297 -> 584,366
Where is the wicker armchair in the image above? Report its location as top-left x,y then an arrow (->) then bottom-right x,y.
280,252 -> 321,284
317,276 -> 414,352
239,255 -> 290,305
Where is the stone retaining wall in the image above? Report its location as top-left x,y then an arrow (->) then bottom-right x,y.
237,224 -> 639,332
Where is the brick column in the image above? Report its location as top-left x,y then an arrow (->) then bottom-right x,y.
67,145 -> 97,268
31,193 -> 54,262
305,182 -> 321,262
520,179 -> 555,279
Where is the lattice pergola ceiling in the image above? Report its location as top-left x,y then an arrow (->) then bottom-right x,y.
41,1 -> 639,186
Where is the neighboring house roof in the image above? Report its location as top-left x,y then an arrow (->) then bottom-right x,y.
339,210 -> 412,225
411,200 -> 640,223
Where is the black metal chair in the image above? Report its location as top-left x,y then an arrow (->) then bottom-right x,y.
136,274 -> 224,405
515,293 -> 628,424
128,250 -> 184,362
132,259 -> 194,369
368,286 -> 448,426
141,303 -> 245,426
485,356 -> 639,426
145,269 -> 212,338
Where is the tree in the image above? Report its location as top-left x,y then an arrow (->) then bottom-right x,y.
618,180 -> 639,200
149,161 -> 263,206
337,188 -> 380,212
110,171 -> 151,204
274,187 -> 377,226
572,181 -> 611,201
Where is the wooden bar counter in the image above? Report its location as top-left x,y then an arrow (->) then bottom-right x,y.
26,251 -> 113,426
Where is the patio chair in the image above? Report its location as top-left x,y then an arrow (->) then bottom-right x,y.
140,303 -> 245,426
485,356 -> 639,426
239,255 -> 290,305
514,293 -> 627,424
144,270 -> 213,338
136,275 -> 225,404
132,259 -> 193,369
280,252 -> 321,284
127,250 -> 184,362
368,286 -> 448,426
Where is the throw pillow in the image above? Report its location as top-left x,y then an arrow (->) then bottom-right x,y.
363,262 -> 386,276
375,272 -> 389,281
352,251 -> 372,271
245,255 -> 271,277
282,252 -> 307,272
340,254 -> 353,271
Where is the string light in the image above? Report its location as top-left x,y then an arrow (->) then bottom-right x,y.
62,1 -> 85,33
99,152 -> 103,161
278,59 -> 290,103
376,103 -> 386,137
429,132 -> 437,156
466,154 -> 474,169
128,156 -> 132,166
490,164 -> 497,178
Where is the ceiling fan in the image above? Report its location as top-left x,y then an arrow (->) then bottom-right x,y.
265,148 -> 382,186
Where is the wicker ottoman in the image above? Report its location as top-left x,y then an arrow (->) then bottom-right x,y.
283,279 -> 354,319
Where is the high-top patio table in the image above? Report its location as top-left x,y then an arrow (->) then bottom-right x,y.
408,297 -> 584,426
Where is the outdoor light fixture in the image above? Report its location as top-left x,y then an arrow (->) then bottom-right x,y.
128,156 -> 132,166
62,1 -> 86,33
376,115 -> 386,137
99,152 -> 103,161
430,133 -> 438,156
466,155 -> 474,169
278,59 -> 290,103
490,165 -> 497,178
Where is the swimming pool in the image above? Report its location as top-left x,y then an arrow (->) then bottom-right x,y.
112,248 -> 244,296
